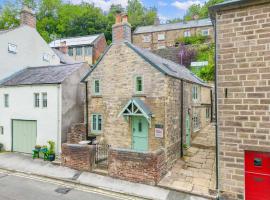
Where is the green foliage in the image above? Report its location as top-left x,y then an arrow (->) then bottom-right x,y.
0,3 -> 20,30
184,0 -> 224,21
47,140 -> 55,155
175,35 -> 209,45
166,18 -> 183,24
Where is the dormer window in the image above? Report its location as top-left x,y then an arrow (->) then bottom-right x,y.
8,43 -> 17,54
43,53 -> 50,62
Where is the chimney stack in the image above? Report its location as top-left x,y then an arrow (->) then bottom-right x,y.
59,41 -> 68,54
112,12 -> 131,43
20,5 -> 36,28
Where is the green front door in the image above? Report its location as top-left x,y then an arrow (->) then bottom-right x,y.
132,116 -> 148,151
12,120 -> 37,154
186,112 -> 191,147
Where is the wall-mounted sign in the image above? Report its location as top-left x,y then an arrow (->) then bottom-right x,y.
155,124 -> 164,138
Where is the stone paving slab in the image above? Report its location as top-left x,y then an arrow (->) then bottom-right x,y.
158,124 -> 217,199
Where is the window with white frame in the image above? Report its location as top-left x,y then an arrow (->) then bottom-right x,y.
43,53 -> 50,62
135,76 -> 143,93
84,46 -> 92,56
34,93 -> 40,108
8,43 -> 17,54
158,33 -> 165,41
42,93 -> 47,108
4,94 -> 9,108
201,29 -> 209,36
143,35 -> 151,43
184,30 -> 191,37
193,113 -> 200,131
91,114 -> 102,133
0,126 -> 3,135
93,79 -> 100,95
192,85 -> 199,101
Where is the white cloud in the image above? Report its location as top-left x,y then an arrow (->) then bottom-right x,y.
158,1 -> 168,6
172,0 -> 203,10
71,0 -> 129,11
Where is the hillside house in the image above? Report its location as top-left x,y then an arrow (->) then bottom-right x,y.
81,13 -> 212,183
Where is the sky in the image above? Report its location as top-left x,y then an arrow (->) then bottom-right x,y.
0,0 -> 208,22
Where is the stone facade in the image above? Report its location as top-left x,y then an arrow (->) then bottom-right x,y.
61,143 -> 96,171
67,123 -> 87,144
108,148 -> 166,185
214,1 -> 270,199
133,25 -> 213,50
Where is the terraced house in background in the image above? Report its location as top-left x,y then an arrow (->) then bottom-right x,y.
50,34 -> 107,65
133,18 -> 214,50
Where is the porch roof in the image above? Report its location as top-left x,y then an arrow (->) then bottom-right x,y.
118,98 -> 153,122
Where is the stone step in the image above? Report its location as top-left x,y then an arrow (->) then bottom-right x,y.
51,159 -> 61,166
92,168 -> 108,176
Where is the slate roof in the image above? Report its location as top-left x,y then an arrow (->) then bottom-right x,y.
1,63 -> 85,86
49,34 -> 102,48
132,98 -> 152,117
126,42 -> 208,87
134,18 -> 212,34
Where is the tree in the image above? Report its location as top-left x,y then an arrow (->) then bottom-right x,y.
178,44 -> 197,67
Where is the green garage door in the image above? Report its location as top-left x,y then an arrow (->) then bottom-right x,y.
12,120 -> 37,154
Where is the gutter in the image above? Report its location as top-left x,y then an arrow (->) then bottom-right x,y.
213,17 -> 220,198
180,80 -> 184,157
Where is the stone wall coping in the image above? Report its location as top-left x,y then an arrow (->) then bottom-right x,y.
110,147 -> 165,155
63,143 -> 95,149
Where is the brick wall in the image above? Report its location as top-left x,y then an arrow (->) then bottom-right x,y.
108,148 -> 167,185
216,2 -> 270,199
61,143 -> 95,171
93,35 -> 107,63
67,123 -> 86,144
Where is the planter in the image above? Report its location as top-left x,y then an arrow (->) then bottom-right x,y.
48,154 -> 55,161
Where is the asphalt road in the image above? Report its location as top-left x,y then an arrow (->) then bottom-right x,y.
0,172 -> 142,200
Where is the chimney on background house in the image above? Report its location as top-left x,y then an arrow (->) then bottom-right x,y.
59,41 -> 68,54
20,5 -> 36,28
112,12 -> 132,43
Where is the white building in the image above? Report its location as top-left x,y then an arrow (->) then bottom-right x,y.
0,6 -> 60,82
0,63 -> 89,154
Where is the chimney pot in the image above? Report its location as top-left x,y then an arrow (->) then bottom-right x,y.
20,5 -> 36,28
115,13 -> 122,24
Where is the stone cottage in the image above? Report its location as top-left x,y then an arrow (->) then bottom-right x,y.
210,0 -> 270,199
80,13 -> 212,184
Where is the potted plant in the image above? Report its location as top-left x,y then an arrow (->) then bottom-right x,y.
35,145 -> 41,151
47,140 -> 55,161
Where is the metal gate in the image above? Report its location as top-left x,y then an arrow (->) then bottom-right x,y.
245,151 -> 270,200
95,144 -> 110,169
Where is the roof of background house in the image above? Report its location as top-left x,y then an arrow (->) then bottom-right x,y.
133,18 -> 212,34
82,42 -> 209,87
49,34 -> 103,48
52,49 -> 82,64
1,63 -> 85,86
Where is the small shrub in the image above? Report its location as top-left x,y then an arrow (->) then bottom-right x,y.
175,35 -> 209,45
47,140 -> 55,155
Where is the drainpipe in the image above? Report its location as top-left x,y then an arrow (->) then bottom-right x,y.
180,80 -> 184,157
214,16 -> 220,198
85,81 -> 89,139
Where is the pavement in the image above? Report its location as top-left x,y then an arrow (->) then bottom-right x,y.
0,152 -> 207,200
158,124 -> 217,199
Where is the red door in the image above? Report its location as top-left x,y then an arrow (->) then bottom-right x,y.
245,151 -> 270,200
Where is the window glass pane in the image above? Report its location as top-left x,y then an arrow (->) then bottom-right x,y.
98,115 -> 102,131
94,80 -> 100,94
84,46 -> 92,56
4,94 -> 9,108
138,120 -> 142,132
76,47 -> 82,56
136,77 -> 142,92
8,43 -> 17,53
68,48 -> 73,56
92,115 -> 96,130
34,93 -> 39,107
42,93 -> 47,108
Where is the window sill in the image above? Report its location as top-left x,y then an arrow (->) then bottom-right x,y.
92,95 -> 102,98
132,94 -> 147,97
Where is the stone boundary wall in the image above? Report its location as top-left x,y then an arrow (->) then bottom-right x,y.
61,143 -> 95,171
67,123 -> 86,144
108,148 -> 167,185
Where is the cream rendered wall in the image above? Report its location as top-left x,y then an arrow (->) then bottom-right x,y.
0,26 -> 60,82
0,84 -> 62,153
